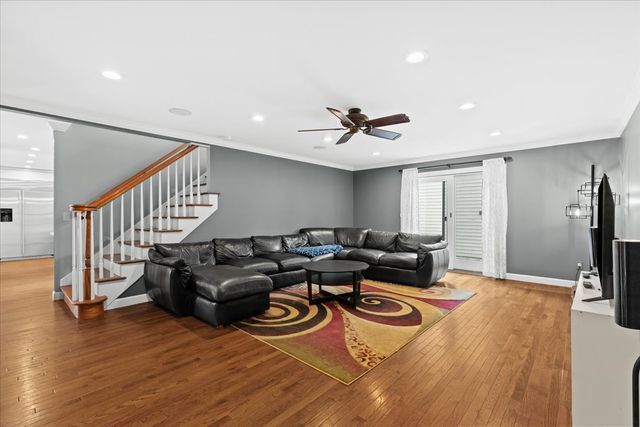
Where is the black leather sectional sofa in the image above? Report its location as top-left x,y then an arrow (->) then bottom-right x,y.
144,227 -> 449,326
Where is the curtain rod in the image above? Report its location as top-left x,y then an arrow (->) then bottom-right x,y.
398,156 -> 513,173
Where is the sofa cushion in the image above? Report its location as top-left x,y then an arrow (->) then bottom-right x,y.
365,230 -> 398,252
154,242 -> 215,266
282,233 -> 309,251
300,228 -> 335,246
335,246 -> 358,260
395,232 -> 443,252
251,235 -> 283,256
225,257 -> 279,275
347,248 -> 387,265
379,252 -> 418,270
214,238 -> 253,263
191,265 -> 272,303
334,227 -> 370,248
311,253 -> 335,262
260,253 -> 310,272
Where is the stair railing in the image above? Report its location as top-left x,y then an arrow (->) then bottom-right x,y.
69,143 -> 208,303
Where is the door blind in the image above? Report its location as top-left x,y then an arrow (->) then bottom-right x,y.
454,173 -> 483,260
417,178 -> 446,239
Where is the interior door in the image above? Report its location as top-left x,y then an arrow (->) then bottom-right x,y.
0,190 -> 23,258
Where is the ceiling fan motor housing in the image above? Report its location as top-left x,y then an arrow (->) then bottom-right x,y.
346,107 -> 369,127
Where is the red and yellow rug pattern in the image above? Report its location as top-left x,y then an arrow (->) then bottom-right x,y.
234,280 -> 475,385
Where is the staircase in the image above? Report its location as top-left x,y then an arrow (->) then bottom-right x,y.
59,144 -> 218,319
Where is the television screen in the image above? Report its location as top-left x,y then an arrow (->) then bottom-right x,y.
596,174 -> 615,300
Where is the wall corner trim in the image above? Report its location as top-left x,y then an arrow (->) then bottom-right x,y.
52,290 -> 63,301
505,273 -> 574,288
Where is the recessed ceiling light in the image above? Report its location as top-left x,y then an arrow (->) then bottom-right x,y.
372,152 -> 381,156
30,147 -> 40,152
313,145 -> 326,150
168,107 -> 192,116
459,102 -> 476,111
215,135 -> 232,141
252,114 -> 265,122
490,130 -> 502,137
323,135 -> 333,143
101,70 -> 122,80
26,160 -> 34,164
28,153 -> 36,157
17,134 -> 28,140
406,50 -> 428,64
24,165 -> 32,169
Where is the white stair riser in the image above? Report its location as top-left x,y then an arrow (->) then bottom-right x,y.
152,217 -> 182,229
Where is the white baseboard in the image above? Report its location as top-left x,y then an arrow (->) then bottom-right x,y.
107,293 -> 151,310
505,273 -> 574,288
52,290 -> 63,301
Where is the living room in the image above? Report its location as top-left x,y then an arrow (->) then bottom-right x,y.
1,1 -> 639,426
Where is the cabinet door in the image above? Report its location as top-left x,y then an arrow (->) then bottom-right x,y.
0,190 -> 23,258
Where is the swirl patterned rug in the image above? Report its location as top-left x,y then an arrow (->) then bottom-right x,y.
234,280 -> 475,385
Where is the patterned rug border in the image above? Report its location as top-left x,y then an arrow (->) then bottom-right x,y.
232,281 -> 476,385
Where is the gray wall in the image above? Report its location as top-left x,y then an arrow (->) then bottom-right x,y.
354,138 -> 621,280
620,102 -> 640,239
55,126 -> 353,296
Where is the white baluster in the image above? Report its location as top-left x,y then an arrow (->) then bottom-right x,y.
78,213 -> 84,301
130,189 -> 135,257
71,211 -> 77,301
90,211 -> 95,298
166,166 -> 171,228
174,161 -> 179,218
197,147 -> 201,204
190,152 -> 194,204
120,195 -> 125,260
110,202 -> 114,261
139,182 -> 144,245
158,170 -> 163,231
99,207 -> 104,278
149,175 -> 154,244
182,156 -> 186,216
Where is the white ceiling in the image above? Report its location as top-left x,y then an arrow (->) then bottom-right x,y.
0,110 -> 55,170
1,1 -> 639,171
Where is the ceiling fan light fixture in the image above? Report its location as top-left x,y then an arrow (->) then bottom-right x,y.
406,50 -> 428,64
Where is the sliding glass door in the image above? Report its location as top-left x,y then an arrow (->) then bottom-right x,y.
418,169 -> 483,272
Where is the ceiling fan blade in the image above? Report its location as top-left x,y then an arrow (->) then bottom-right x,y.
363,127 -> 402,141
297,127 -> 346,132
365,114 -> 410,128
326,107 -> 355,127
336,130 -> 357,145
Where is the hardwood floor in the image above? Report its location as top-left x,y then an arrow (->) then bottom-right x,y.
0,258 -> 572,426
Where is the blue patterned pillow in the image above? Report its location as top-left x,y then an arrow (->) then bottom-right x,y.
287,244 -> 343,257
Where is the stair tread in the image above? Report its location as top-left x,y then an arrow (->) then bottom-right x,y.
106,254 -> 145,264
60,285 -> 108,305
152,216 -> 199,219
135,228 -> 183,232
179,192 -> 219,197
119,240 -> 154,248
92,267 -> 127,283
186,203 -> 213,207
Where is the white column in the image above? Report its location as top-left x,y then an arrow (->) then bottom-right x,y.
90,211 -> 95,298
71,211 -> 77,300
130,189 -> 135,256
149,175 -> 154,244
99,207 -> 104,277
139,182 -> 144,245
78,213 -> 84,301
120,195 -> 125,260
197,147 -> 201,203
182,156 -> 186,216
110,202 -> 114,261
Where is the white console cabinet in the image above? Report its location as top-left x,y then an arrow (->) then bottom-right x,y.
571,273 -> 640,426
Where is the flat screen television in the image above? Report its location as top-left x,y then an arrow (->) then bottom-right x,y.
588,226 -> 598,272
584,174 -> 615,302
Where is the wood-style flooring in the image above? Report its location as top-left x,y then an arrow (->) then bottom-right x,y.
0,258 -> 572,426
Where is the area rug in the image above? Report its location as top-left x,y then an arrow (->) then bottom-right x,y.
234,280 -> 475,385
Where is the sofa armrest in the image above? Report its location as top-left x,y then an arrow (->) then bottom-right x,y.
144,261 -> 195,316
416,243 -> 450,287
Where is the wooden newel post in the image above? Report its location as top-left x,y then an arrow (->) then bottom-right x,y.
83,211 -> 92,301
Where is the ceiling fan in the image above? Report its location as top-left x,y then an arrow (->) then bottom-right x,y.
298,107 -> 410,144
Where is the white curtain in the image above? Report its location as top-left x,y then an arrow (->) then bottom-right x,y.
400,168 -> 419,233
482,158 -> 508,278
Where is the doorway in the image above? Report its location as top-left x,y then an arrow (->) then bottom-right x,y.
418,167 -> 483,272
